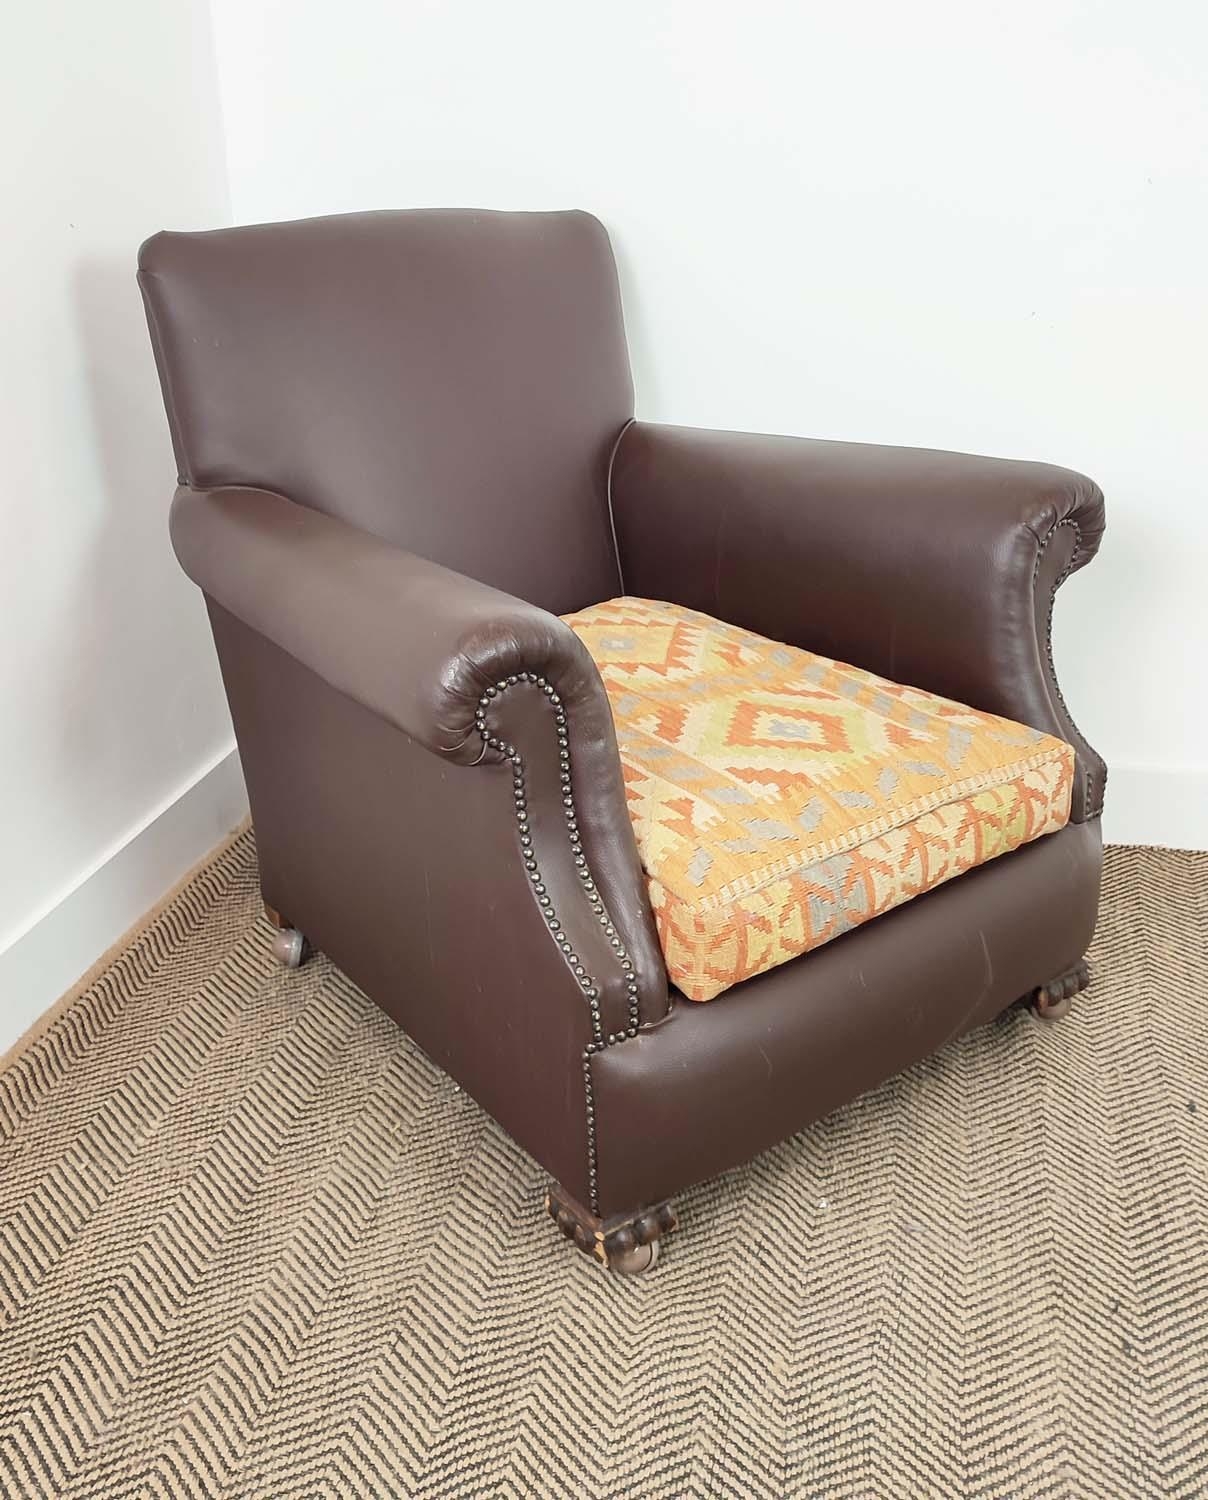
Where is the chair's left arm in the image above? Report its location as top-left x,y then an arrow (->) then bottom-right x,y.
610,422 -> 1106,820
169,484 -> 669,1042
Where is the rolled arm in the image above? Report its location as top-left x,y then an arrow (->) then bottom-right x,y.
173,485 -> 605,763
171,484 -> 668,1025
610,422 -> 1106,820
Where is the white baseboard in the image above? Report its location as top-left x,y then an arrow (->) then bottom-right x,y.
1100,763 -> 1208,851
0,745 -> 248,1060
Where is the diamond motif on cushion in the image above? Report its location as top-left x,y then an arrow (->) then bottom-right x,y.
563,598 -> 1075,1002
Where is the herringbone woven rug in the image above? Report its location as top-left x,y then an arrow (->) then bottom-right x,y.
1,834 -> 1205,1498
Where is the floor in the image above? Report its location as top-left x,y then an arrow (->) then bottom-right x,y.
1,832 -> 1205,1498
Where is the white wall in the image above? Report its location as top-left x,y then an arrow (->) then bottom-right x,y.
2,0 -> 1204,1057
210,0 -> 1208,849
0,0 -> 244,1052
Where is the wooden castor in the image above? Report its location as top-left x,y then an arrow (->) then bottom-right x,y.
270,928 -> 306,969
1031,958 -> 1090,1021
610,1239 -> 660,1274
265,904 -> 307,969
545,1183 -> 676,1273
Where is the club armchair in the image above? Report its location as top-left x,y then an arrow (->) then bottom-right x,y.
139,209 -> 1105,1272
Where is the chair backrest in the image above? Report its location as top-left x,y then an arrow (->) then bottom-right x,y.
138,209 -> 632,613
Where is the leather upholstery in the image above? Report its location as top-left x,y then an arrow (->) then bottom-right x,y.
172,485 -> 669,1043
210,605 -> 634,1206
591,817 -> 1102,1216
141,209 -> 1106,1228
140,210 -> 630,615
611,423 -> 1107,820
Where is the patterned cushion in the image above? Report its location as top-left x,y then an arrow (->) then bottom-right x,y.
562,598 -> 1074,1002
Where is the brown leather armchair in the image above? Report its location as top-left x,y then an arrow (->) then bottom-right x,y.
139,210 -> 1105,1272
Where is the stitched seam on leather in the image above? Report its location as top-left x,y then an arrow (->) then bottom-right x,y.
138,270 -> 191,487
1033,517 -> 1105,816
605,418 -> 635,597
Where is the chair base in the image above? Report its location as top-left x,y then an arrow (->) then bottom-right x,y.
545,1183 -> 676,1273
1030,959 -> 1091,1021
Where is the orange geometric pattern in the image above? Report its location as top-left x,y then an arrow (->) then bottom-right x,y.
562,598 -> 1075,1001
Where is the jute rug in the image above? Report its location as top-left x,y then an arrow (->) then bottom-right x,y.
1,833 -> 1205,1498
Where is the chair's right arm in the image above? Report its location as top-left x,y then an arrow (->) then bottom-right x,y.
171,485 -> 668,1048
610,422 -> 1107,821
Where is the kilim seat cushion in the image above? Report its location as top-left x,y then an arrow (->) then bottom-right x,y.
562,598 -> 1075,1001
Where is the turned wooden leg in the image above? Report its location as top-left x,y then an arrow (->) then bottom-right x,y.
545,1183 -> 677,1274
264,903 -> 307,969
1031,958 -> 1091,1021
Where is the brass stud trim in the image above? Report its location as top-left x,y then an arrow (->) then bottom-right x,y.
476,671 -> 640,1212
